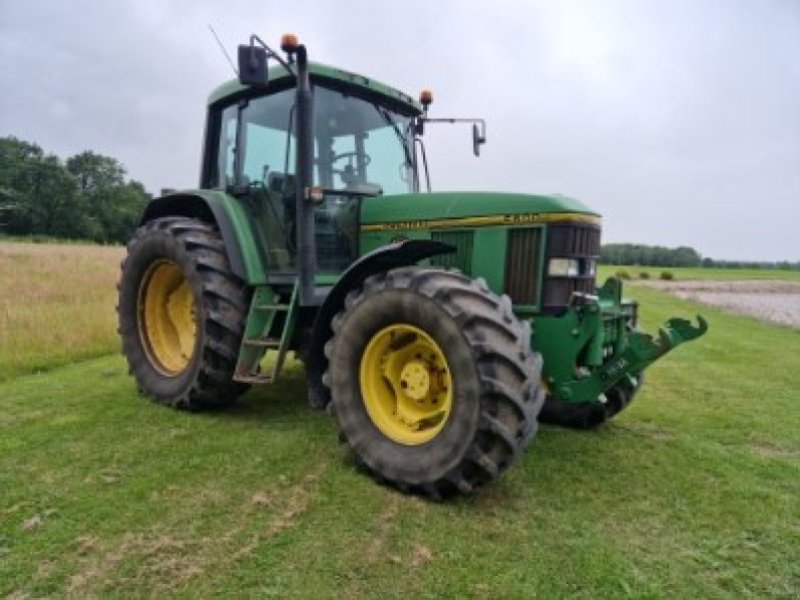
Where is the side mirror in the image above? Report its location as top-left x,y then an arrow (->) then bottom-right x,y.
237,45 -> 269,86
472,123 -> 486,157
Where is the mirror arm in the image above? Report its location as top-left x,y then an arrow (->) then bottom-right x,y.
248,34 -> 296,77
421,117 -> 486,136
417,117 -> 487,157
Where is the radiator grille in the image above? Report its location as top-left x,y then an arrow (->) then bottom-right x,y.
542,224 -> 601,309
547,224 -> 601,257
430,230 -> 473,275
504,228 -> 542,305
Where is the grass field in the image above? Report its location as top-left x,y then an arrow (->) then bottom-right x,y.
599,264 -> 800,281
0,241 -> 124,382
1,242 -> 798,597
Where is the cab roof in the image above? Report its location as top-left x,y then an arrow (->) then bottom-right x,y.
207,61 -> 423,115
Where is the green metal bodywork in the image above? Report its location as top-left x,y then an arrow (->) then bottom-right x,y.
360,191 -> 598,224
359,192 -> 597,310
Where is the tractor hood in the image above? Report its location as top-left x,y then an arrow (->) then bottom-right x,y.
360,192 -> 601,232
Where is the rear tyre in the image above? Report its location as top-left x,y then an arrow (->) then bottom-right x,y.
325,267 -> 544,499
539,373 -> 644,429
117,217 -> 250,409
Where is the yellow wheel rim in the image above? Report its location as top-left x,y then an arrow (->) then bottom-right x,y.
359,324 -> 453,445
138,260 -> 197,375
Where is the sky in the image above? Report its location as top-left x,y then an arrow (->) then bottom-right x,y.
1,0 -> 798,261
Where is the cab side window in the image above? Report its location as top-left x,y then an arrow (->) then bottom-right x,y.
216,104 -> 237,189
213,89 -> 298,271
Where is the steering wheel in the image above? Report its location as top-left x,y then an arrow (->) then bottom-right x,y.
330,151 -> 371,176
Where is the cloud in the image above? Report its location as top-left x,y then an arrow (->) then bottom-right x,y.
1,0 -> 798,260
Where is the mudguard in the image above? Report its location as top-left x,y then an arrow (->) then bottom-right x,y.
305,239 -> 454,409
139,190 -> 270,285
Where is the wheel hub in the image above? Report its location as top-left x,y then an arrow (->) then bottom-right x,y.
359,324 -> 453,445
399,360 -> 431,401
137,260 -> 197,375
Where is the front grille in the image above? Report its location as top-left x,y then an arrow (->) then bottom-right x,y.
430,230 -> 473,275
504,228 -> 542,304
542,223 -> 601,310
547,224 -> 601,257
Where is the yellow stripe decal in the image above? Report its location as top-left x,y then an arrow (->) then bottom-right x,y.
360,212 -> 601,232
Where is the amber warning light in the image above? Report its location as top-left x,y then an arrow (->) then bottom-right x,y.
281,33 -> 299,52
419,89 -> 433,107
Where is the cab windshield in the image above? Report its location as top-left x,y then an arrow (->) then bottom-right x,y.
313,86 -> 414,196
211,83 -> 415,274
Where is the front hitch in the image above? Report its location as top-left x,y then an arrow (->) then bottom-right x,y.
532,278 -> 708,404
596,315 -> 708,386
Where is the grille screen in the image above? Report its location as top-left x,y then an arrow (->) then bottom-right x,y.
430,230 -> 474,275
543,224 -> 601,309
504,228 -> 542,305
547,224 -> 601,257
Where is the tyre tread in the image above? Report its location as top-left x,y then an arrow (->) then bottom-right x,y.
118,217 -> 249,410
325,266 -> 545,498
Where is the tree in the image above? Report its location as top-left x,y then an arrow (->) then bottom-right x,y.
65,151 -> 148,243
0,137 -> 87,238
600,243 -> 702,267
0,138 -> 151,243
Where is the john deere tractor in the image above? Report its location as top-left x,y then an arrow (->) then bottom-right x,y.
118,34 -> 706,498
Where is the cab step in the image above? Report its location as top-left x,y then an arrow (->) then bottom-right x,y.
243,337 -> 282,349
233,282 -> 298,385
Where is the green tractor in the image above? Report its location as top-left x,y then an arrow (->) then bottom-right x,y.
118,33 -> 707,498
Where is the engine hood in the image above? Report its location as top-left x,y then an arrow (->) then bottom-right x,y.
360,191 -> 601,232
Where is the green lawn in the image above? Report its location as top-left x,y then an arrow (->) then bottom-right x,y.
1,287 -> 798,598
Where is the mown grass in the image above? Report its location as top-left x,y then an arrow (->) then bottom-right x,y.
599,264 -> 800,281
0,241 -> 124,381
1,246 -> 798,597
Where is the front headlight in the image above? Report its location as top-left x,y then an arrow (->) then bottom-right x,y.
548,258 -> 580,277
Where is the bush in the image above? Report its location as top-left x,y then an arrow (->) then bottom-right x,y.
639,272 -> 651,280
615,270 -> 631,280
660,271 -> 675,281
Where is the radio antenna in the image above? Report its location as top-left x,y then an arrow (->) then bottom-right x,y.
208,24 -> 238,76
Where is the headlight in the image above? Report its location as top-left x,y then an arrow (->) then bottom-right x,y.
548,258 -> 580,277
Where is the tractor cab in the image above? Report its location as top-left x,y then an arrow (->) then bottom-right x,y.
201,59 -> 423,275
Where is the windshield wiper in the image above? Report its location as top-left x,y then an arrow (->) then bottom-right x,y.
373,104 -> 413,167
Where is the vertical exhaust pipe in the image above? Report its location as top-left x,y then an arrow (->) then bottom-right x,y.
294,45 -> 317,305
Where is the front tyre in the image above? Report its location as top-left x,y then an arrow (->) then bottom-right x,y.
539,373 -> 644,429
117,217 -> 250,409
325,267 -> 544,499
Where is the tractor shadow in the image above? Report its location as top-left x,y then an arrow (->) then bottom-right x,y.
194,361 -> 323,427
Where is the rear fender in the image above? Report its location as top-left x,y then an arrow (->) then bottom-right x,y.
139,190 -> 269,284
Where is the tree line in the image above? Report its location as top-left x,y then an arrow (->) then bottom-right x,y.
0,136 -> 150,244
601,243 -> 798,270
1,134 -> 797,270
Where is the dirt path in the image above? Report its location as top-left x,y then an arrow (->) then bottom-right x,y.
638,280 -> 800,329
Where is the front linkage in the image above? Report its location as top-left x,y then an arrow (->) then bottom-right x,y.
533,277 -> 708,407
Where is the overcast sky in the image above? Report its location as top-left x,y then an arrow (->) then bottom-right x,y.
1,0 -> 798,260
